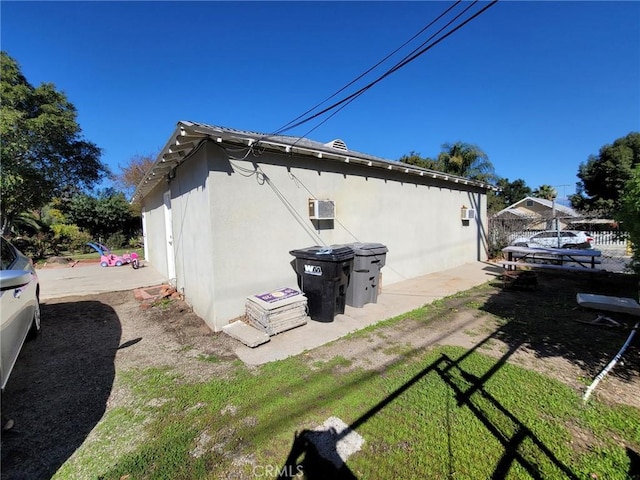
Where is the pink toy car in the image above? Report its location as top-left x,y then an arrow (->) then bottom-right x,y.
87,242 -> 140,269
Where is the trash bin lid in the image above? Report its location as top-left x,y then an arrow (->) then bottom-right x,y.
347,242 -> 388,256
289,245 -> 354,262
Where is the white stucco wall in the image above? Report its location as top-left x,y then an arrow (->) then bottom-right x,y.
168,145 -> 218,327
142,142 -> 488,332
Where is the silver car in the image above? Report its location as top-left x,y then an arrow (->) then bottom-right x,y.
1,236 -> 40,391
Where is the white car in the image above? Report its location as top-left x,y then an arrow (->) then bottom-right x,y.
510,230 -> 595,249
1,236 -> 41,391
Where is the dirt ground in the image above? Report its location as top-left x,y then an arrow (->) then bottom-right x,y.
1,271 -> 639,479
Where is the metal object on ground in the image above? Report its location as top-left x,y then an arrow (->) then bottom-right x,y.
576,315 -> 622,328
583,322 -> 639,403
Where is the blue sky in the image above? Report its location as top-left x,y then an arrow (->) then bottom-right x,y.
2,1 -> 639,202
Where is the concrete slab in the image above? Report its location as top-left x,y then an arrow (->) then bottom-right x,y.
233,262 -> 503,365
37,263 -> 167,300
222,321 -> 270,347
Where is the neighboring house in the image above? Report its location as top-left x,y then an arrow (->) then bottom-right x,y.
132,121 -> 495,332
492,196 -> 581,230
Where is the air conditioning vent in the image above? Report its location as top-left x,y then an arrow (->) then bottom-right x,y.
309,199 -> 335,220
461,208 -> 476,220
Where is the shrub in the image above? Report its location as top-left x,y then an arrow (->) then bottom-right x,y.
128,236 -> 143,249
51,224 -> 92,254
12,233 -> 55,260
104,232 -> 127,249
615,165 -> 640,274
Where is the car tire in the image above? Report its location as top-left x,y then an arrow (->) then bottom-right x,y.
100,261 -> 108,267
115,261 -> 123,267
27,295 -> 41,341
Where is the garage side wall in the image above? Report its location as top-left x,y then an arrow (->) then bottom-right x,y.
202,145 -> 487,330
168,143 -> 218,331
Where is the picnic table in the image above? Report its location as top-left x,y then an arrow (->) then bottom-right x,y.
502,246 -> 602,272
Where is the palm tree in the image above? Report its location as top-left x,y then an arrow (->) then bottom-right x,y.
398,151 -> 439,170
436,142 -> 495,182
532,184 -> 557,200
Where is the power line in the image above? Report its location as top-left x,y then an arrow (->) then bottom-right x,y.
287,0 -> 492,146
271,0 -> 464,137
257,0 -> 498,146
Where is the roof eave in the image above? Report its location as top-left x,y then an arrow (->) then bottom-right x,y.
131,121 -> 496,203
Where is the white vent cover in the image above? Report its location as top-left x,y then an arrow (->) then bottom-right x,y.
309,199 -> 335,220
324,139 -> 348,151
461,208 -> 476,220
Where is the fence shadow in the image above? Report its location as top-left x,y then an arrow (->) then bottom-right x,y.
279,325 -> 582,479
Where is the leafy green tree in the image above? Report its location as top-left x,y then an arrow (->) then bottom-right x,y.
532,184 -> 557,201
569,132 -> 640,215
50,223 -> 92,254
615,164 -> 640,272
64,194 -> 98,236
496,178 -> 532,207
488,178 -> 532,213
0,51 -> 108,234
64,189 -> 140,241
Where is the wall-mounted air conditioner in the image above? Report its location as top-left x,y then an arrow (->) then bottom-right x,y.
461,207 -> 476,220
309,199 -> 335,220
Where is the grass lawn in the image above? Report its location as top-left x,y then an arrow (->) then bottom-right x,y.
55,273 -> 640,479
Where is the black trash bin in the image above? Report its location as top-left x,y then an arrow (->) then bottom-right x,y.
344,242 -> 388,308
289,246 -> 354,322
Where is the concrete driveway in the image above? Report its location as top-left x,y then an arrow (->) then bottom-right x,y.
37,262 -> 167,300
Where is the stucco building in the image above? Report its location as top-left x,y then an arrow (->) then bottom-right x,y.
133,121 -> 494,332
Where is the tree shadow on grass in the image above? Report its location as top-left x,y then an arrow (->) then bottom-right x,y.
481,270 -> 640,383
1,300 -> 122,480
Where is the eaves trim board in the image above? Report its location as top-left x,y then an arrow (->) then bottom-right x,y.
131,120 -> 497,203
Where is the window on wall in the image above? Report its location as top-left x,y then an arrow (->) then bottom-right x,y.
526,200 -> 534,207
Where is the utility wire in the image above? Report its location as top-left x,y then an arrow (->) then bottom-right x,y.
279,0 -> 498,138
225,0 -> 498,210
289,0 -> 486,146
270,0 -> 464,137
227,159 -> 326,245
